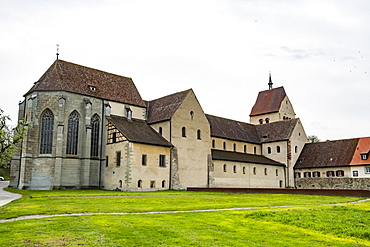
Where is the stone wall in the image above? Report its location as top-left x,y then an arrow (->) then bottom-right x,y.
295,177 -> 370,190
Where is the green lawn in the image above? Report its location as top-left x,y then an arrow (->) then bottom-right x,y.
1,189 -> 370,246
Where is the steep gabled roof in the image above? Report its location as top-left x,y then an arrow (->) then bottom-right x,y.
146,89 -> 191,124
294,138 -> 359,169
26,60 -> 146,107
107,115 -> 172,147
250,86 -> 287,116
350,137 -> 370,166
206,115 -> 260,144
255,119 -> 298,143
212,150 -> 284,166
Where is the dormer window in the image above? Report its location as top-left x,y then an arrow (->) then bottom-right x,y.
89,85 -> 96,92
125,106 -> 132,121
361,152 -> 369,160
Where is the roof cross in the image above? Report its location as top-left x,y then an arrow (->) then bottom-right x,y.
56,44 -> 59,60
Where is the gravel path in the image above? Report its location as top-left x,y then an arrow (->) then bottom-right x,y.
1,197 -> 369,224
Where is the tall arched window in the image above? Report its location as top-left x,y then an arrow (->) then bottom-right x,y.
40,109 -> 54,154
276,146 -> 281,153
90,114 -> 100,157
66,110 -> 79,155
267,147 -> 271,154
182,127 -> 186,137
138,180 -> 142,188
212,139 -> 215,148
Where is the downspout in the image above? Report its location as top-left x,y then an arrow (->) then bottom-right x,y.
169,119 -> 172,190
99,101 -> 105,188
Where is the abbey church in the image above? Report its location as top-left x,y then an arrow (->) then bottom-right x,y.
10,59 -> 370,190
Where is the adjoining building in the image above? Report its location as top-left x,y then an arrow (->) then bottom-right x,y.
11,58 -> 369,191
294,137 -> 370,190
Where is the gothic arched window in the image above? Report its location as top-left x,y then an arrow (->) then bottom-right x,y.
90,114 -> 100,157
40,109 -> 54,154
66,110 -> 79,155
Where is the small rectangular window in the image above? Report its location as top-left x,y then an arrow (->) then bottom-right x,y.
365,167 -> 370,174
294,172 -> 301,178
159,155 -> 166,167
313,171 -> 321,177
336,170 -> 344,177
142,154 -> 147,166
353,171 -> 359,177
326,171 -> 334,177
116,151 -> 121,166
150,180 -> 156,188
304,172 -> 311,178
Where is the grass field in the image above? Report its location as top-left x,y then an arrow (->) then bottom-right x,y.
1,189 -> 370,246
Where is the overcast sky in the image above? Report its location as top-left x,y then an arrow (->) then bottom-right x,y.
1,0 -> 369,141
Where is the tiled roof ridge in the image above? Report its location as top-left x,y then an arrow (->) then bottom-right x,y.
205,114 -> 254,127
148,88 -> 192,103
53,59 -> 133,80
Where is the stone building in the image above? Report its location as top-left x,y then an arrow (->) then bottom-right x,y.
10,59 -> 310,190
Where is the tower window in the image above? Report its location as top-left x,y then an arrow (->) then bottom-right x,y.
259,119 -> 263,124
265,118 -> 270,123
276,146 -> 280,153
267,147 -> 271,154
233,165 -> 237,173
212,140 -> 215,148
233,143 -> 236,151
223,142 -> 226,150
116,151 -> 121,166
190,111 -> 194,120
159,127 -> 163,135
223,164 -> 227,172
159,155 -> 166,167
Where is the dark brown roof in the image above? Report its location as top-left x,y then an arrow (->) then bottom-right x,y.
26,60 -> 146,107
107,115 -> 172,147
294,138 -> 359,169
206,115 -> 260,144
146,89 -> 191,124
255,119 -> 298,143
212,149 -> 284,166
250,87 -> 287,116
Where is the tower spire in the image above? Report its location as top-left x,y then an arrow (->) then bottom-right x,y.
56,44 -> 59,60
268,71 -> 273,90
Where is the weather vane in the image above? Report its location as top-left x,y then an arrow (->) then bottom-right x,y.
56,44 -> 59,60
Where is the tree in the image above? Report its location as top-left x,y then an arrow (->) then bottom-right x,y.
308,135 -> 320,143
0,109 -> 30,168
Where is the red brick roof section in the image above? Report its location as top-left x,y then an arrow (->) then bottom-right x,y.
350,137 -> 370,166
206,115 -> 260,144
249,86 -> 287,116
212,149 -> 285,166
294,138 -> 359,169
255,119 -> 299,143
107,115 -> 172,147
146,89 -> 191,124
26,60 -> 146,107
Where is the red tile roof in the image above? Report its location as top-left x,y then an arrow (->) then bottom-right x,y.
26,60 -> 146,107
250,87 -> 287,116
350,137 -> 370,166
294,138 -> 359,169
107,115 -> 172,147
146,89 -> 191,124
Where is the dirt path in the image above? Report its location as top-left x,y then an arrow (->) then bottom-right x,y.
1,198 -> 369,224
